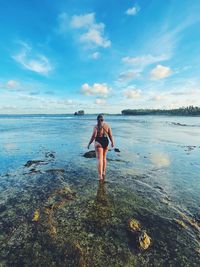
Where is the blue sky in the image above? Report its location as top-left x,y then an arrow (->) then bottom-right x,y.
0,0 -> 200,114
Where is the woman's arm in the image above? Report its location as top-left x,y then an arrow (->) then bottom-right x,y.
87,127 -> 97,149
108,127 -> 114,147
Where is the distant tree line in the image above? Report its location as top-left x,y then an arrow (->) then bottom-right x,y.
121,106 -> 200,116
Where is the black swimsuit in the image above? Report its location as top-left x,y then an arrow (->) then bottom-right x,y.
95,125 -> 109,149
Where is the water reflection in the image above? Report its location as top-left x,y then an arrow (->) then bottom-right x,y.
86,182 -> 113,229
150,151 -> 170,167
3,143 -> 17,152
96,182 -> 110,205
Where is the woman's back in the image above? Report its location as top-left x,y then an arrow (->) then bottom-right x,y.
95,122 -> 110,137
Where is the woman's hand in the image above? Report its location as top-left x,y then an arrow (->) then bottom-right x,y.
87,144 -> 90,149
111,142 -> 114,148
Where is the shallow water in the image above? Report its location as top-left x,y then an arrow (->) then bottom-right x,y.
0,114 -> 200,266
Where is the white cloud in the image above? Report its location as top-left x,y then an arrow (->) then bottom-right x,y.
150,64 -> 172,80
95,98 -> 106,105
122,54 -> 168,66
80,27 -> 111,48
69,13 -> 111,48
7,80 -> 20,89
124,89 -> 141,99
143,15 -> 200,63
81,83 -> 110,96
150,95 -> 166,101
118,70 -> 140,82
13,42 -> 53,75
0,105 -> 17,110
91,52 -> 100,60
169,86 -> 200,96
126,6 -> 140,16
70,13 -> 95,28
17,94 -> 75,106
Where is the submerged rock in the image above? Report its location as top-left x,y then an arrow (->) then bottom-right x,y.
154,185 -> 164,192
83,150 -> 96,158
45,168 -> 65,174
83,149 -> 121,158
172,122 -> 187,127
24,160 -> 45,168
195,248 -> 200,255
44,186 -> 76,236
128,219 -> 141,232
32,209 -> 40,222
127,218 -> 151,251
174,219 -> 188,229
45,152 -> 55,158
0,204 -> 6,212
138,231 -> 151,250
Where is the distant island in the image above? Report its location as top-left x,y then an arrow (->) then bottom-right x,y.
74,110 -> 84,115
121,106 -> 200,116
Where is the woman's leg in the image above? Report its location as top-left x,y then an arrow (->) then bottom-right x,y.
103,147 -> 108,177
95,144 -> 104,180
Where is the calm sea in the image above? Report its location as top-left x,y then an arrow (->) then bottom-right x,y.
0,114 -> 200,266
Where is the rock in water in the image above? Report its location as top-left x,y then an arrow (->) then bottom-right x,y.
128,219 -> 141,232
32,209 -> 40,222
114,148 -> 120,153
83,150 -> 96,158
127,218 -> 151,251
74,110 -> 84,115
24,160 -> 45,167
138,231 -> 151,250
45,152 -> 55,158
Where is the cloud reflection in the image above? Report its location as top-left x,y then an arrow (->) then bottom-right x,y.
4,143 -> 17,151
150,152 -> 170,167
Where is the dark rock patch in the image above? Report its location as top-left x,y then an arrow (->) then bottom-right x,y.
45,152 -> 55,159
83,150 -> 96,158
24,160 -> 46,168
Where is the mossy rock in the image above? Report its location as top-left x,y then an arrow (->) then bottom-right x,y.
127,219 -> 151,251
138,230 -> 151,250
128,218 -> 141,232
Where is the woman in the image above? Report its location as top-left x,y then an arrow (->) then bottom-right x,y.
87,114 -> 114,181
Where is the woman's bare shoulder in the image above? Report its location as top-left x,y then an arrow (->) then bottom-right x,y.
103,122 -> 110,130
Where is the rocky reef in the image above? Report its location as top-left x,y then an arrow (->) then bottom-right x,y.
127,219 -> 151,251
0,153 -> 200,266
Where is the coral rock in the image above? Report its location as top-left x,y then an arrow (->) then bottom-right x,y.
138,231 -> 151,250
32,209 -> 40,222
128,219 -> 141,232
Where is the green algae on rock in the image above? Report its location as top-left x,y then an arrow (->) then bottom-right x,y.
138,230 -> 151,250
174,219 -> 188,229
127,218 -> 151,251
128,219 -> 141,232
32,209 -> 40,222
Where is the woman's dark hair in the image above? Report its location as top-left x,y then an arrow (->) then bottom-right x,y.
97,114 -> 104,134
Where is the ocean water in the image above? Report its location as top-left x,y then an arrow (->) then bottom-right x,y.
0,114 -> 200,266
